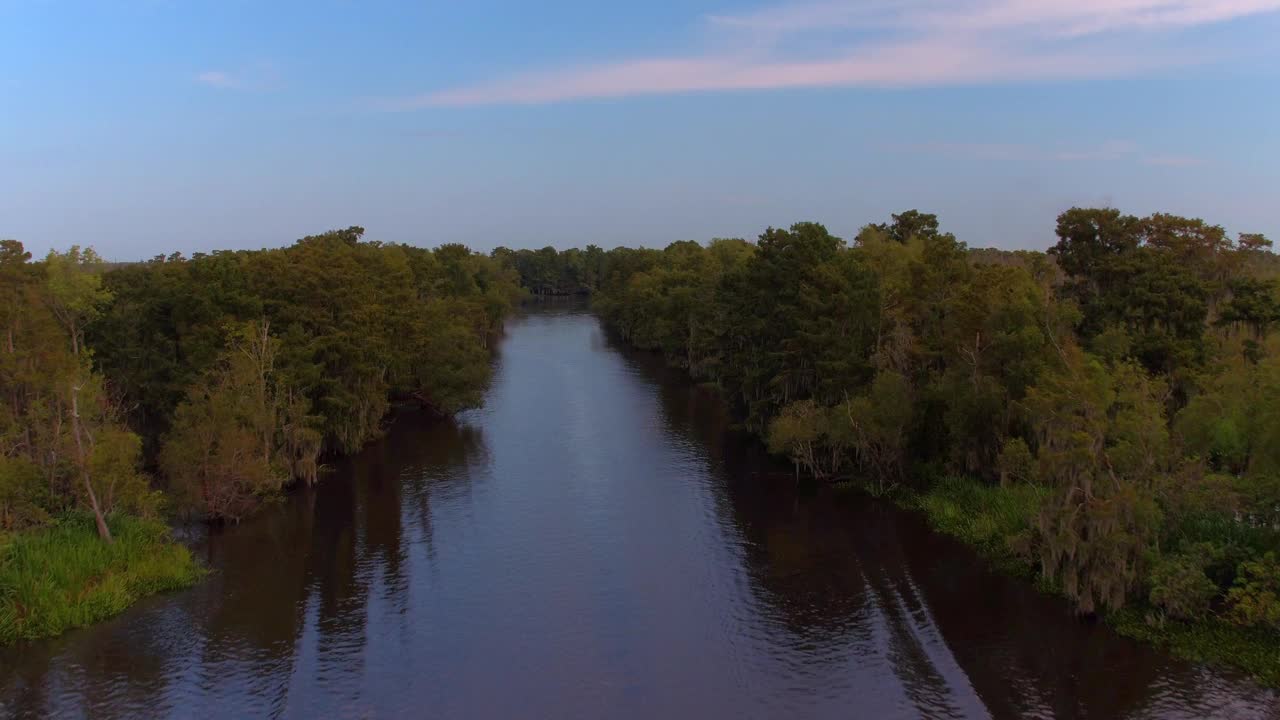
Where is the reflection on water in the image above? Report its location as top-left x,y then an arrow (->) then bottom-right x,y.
2,303 -> 1277,719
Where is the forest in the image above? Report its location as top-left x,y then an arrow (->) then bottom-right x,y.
0,228 -> 520,641
3,209 -> 1279,682
501,209 -> 1280,681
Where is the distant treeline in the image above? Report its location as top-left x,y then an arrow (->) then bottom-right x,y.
523,210 -> 1280,650
1,228 -> 520,527
491,245 -> 608,296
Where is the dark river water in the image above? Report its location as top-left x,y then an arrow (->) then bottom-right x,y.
3,304 -> 1278,719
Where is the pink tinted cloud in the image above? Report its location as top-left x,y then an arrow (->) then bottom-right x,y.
392,0 -> 1280,107
396,43 -> 1175,109
713,0 -> 1280,36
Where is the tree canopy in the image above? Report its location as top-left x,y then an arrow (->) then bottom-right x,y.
3,230 -> 520,524
576,208 -> 1279,630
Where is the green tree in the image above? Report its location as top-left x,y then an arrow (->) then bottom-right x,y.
44,246 -> 112,357
1149,543 -> 1220,621
839,370 -> 913,494
1227,553 -> 1280,630
1027,352 -> 1167,613
160,330 -> 289,521
873,209 -> 942,244
767,400 -> 846,479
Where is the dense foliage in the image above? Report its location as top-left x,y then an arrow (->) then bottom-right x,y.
550,210 -> 1279,650
4,211 -> 1278,665
0,228 -> 518,641
1,241 -> 155,542
85,228 -> 520,520
491,245 -> 608,296
2,228 -> 518,525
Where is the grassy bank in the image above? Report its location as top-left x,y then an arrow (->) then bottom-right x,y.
903,476 -> 1280,687
1111,608 -> 1280,687
0,514 -> 204,644
902,477 -> 1048,580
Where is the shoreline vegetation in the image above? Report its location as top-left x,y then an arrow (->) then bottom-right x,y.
3,210 -> 1278,685
0,514 -> 203,644
501,209 -> 1279,685
1,229 -> 521,643
907,477 -> 1280,685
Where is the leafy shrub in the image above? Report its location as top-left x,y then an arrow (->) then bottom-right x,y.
1227,552 -> 1280,631
1234,473 -> 1280,528
766,400 -> 846,479
0,456 -> 50,531
1148,544 -> 1220,621
996,438 -> 1037,486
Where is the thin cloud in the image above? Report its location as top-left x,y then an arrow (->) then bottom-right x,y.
195,63 -> 282,92
399,128 -> 467,139
196,70 -> 239,89
887,139 -> 1197,167
391,0 -> 1280,107
1053,140 -> 1139,162
1142,154 -> 1205,167
709,0 -> 1280,37
883,141 -> 1036,161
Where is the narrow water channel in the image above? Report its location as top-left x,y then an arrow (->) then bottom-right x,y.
2,304 -> 1276,719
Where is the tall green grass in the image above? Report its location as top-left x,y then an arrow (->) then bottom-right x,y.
908,476 -> 1047,575
0,514 -> 204,644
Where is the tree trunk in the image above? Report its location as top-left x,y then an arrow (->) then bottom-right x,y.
70,382 -> 112,543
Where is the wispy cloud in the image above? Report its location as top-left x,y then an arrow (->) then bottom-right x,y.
1052,140 -> 1139,162
194,63 -> 282,92
389,0 -> 1280,107
1141,154 -> 1205,167
196,70 -> 239,89
886,141 -> 1035,161
886,139 -> 1201,167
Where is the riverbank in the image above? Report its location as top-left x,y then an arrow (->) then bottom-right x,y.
5,305 -> 1275,718
905,476 -> 1280,687
612,319 -> 1280,687
0,514 -> 203,645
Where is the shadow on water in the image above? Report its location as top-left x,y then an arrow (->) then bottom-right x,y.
606,320 -> 1280,720
1,302 -> 1276,719
0,412 -> 489,720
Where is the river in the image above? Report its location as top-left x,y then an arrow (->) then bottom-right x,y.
2,304 -> 1276,719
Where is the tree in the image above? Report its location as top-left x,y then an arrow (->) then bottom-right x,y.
582,208 -> 1280,644
873,209 -> 942,244
1027,352 -> 1167,613
1149,544 -> 1220,621
0,455 -> 47,530
1238,233 -> 1273,253
44,246 -> 112,357
1227,553 -> 1280,631
1049,207 -> 1143,339
69,379 -> 113,542
767,400 -> 846,479
839,371 -> 913,494
161,336 -> 286,521
1218,277 -> 1279,343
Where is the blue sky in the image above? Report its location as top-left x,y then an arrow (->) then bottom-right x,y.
2,0 -> 1278,259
